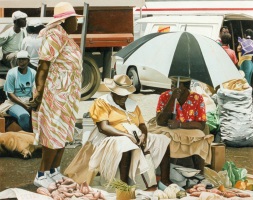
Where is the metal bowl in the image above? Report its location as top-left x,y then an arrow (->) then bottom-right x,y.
174,167 -> 201,178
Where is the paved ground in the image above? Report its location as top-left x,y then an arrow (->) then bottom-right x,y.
0,91 -> 252,193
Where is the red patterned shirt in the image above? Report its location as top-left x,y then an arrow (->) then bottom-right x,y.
156,90 -> 206,122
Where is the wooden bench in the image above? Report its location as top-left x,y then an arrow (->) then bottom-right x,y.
0,62 -> 9,76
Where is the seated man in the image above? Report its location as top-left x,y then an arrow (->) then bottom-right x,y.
3,50 -> 36,132
65,75 -> 171,188
150,78 -> 214,176
0,11 -> 27,68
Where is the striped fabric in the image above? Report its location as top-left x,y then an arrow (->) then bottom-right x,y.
33,24 -> 82,149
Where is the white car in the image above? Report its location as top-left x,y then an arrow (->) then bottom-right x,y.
115,57 -> 171,92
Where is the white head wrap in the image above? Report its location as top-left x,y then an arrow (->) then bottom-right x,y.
12,11 -> 27,20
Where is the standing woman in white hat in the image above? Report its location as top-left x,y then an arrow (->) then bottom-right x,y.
30,2 -> 83,188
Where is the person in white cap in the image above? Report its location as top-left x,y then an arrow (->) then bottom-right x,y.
0,10 -> 27,68
21,19 -> 45,70
29,2 -> 83,188
3,50 -> 36,132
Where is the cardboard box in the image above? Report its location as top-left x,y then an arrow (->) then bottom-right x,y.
6,121 -> 22,132
210,143 -> 226,172
0,117 -> 5,133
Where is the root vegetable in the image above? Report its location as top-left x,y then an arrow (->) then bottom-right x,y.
57,185 -> 68,193
62,177 -> 75,185
47,182 -> 57,193
37,187 -> 51,196
236,193 -> 251,197
193,184 -> 206,189
222,192 -> 236,198
56,179 -> 63,184
208,188 -> 222,195
99,192 -> 105,199
186,188 -> 197,193
63,191 -> 74,197
84,193 -> 95,198
93,191 -> 101,199
190,192 -> 202,197
81,186 -> 89,194
51,190 -> 61,198
60,182 -> 77,190
196,186 -> 206,192
73,191 -> 84,197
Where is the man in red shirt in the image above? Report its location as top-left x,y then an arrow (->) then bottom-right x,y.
221,33 -> 238,66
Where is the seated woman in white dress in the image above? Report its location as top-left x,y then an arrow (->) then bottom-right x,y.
65,74 -> 171,189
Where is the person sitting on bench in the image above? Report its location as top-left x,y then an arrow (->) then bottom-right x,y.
3,50 -> 36,132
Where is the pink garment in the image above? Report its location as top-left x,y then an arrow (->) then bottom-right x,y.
222,46 -> 238,65
34,24 -> 82,149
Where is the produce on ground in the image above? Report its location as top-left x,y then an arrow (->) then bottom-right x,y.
36,177 -> 105,200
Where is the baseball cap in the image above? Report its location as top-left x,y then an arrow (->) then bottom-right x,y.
28,19 -> 43,27
12,11 -> 27,20
17,50 -> 30,59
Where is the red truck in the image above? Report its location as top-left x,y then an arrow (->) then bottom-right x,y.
0,0 -> 144,100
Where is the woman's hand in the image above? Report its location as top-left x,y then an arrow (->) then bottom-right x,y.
171,88 -> 181,99
138,133 -> 147,147
29,91 -> 42,110
167,119 -> 180,129
127,134 -> 137,144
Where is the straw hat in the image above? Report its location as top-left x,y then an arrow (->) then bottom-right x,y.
48,2 -> 83,25
170,76 -> 192,82
104,75 -> 136,96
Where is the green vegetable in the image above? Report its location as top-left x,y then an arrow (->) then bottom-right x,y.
107,179 -> 136,192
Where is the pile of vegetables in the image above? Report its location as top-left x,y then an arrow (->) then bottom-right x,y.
36,177 -> 105,200
108,179 -> 136,200
153,184 -> 187,199
187,183 -> 251,198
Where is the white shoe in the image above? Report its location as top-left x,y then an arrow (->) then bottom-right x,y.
34,172 -> 55,188
49,168 -> 66,181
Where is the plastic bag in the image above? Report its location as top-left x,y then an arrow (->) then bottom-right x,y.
206,110 -> 220,133
204,167 -> 232,188
222,161 -> 248,186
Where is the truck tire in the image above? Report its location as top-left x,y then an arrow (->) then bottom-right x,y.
81,56 -> 101,100
127,68 -> 141,93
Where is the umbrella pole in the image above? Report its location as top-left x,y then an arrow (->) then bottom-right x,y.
172,77 -> 180,119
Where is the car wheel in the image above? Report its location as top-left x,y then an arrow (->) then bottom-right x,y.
127,68 -> 141,93
80,56 -> 101,100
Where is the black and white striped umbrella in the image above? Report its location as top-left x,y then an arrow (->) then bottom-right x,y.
115,31 -> 242,88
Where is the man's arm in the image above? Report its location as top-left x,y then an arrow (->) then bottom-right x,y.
7,93 -> 31,111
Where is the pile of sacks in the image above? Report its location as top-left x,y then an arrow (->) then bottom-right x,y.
216,79 -> 253,147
